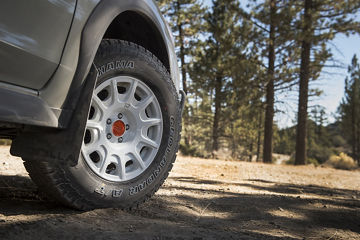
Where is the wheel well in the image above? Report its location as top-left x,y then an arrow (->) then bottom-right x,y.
103,11 -> 170,71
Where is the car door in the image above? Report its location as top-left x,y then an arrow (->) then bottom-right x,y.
0,0 -> 76,90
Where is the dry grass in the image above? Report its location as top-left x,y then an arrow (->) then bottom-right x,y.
325,152 -> 358,170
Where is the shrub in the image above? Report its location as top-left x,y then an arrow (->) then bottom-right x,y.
308,144 -> 333,163
331,135 -> 346,148
325,152 -> 357,170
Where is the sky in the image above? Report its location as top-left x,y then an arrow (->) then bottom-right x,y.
276,30 -> 360,128
275,34 -> 360,128
202,0 -> 360,128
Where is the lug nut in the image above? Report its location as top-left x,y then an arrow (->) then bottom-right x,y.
107,119 -> 112,125
118,137 -> 123,143
126,124 -> 130,130
107,134 -> 112,139
118,113 -> 123,119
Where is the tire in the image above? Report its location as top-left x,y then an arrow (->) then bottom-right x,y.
23,40 -> 181,210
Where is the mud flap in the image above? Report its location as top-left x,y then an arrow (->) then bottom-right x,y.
10,65 -> 98,167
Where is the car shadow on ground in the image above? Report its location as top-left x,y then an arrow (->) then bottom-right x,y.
0,174 -> 359,239
0,175 -> 73,215
135,176 -> 360,238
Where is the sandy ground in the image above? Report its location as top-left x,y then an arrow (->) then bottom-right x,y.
0,145 -> 359,240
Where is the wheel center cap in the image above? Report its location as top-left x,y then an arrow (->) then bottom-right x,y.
112,120 -> 126,137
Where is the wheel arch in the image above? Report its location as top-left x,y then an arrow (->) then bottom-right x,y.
103,11 -> 170,72
62,0 -> 175,121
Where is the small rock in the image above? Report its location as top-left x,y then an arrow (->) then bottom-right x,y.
128,225 -> 135,232
278,207 -> 284,212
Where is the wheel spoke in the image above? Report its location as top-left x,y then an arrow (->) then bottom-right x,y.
99,153 -> 111,175
140,135 -> 160,149
119,161 -> 126,180
132,151 -> 146,170
124,80 -> 138,104
87,120 -> 103,132
138,95 -> 154,110
83,144 -> 99,158
110,79 -> 119,105
84,130 -> 101,147
92,94 -> 107,113
142,118 -> 162,128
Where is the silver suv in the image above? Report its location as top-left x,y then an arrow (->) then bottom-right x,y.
0,0 -> 184,210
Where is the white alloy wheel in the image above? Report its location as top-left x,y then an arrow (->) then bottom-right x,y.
82,76 -> 163,182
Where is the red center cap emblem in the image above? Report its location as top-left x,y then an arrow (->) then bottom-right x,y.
112,120 -> 126,137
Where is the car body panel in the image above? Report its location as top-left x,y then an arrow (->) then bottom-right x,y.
0,0 -> 76,89
0,82 -> 59,127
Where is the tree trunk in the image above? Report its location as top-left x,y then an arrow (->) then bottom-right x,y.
212,75 -> 222,152
263,0 -> 276,164
176,1 -> 188,95
295,0 -> 312,165
352,99 -> 356,161
356,79 -> 360,165
248,142 -> 253,162
175,0 -> 190,146
256,111 -> 262,162
231,123 -> 236,158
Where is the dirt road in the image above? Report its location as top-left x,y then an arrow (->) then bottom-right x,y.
0,145 -> 359,239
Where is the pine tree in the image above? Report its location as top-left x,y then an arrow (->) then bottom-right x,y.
189,0 -> 241,153
263,0 -> 276,164
295,0 -> 360,165
224,54 -> 264,160
310,105 -> 327,138
339,54 -> 360,165
247,0 -> 300,163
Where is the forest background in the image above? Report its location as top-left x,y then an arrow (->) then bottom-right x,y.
156,0 -> 360,168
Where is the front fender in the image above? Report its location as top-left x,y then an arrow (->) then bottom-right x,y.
41,0 -> 179,128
